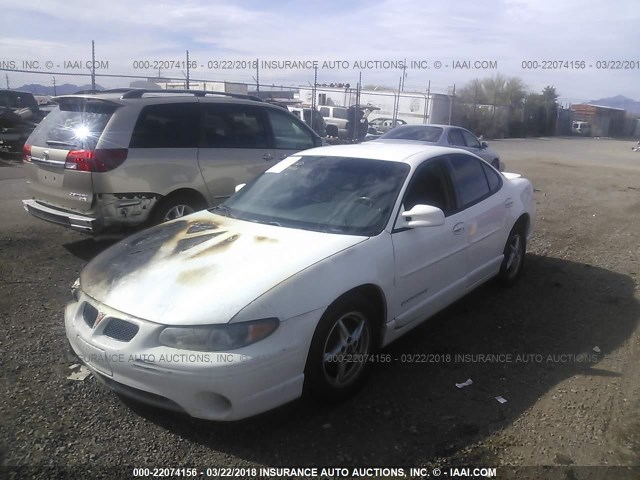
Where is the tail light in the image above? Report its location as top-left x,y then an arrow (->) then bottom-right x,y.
22,144 -> 32,162
65,149 -> 128,172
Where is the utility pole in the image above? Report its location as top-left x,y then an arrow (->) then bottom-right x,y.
5,73 -> 9,89
255,58 -> 260,93
53,77 -> 57,96
311,66 -> 318,132
400,59 -> 407,92
353,71 -> 362,142
423,80 -> 431,124
448,84 -> 456,125
393,76 -> 402,127
90,40 -> 96,91
185,50 -> 190,89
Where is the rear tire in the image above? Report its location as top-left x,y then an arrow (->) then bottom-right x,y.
304,294 -> 380,400
497,222 -> 526,286
151,194 -> 204,225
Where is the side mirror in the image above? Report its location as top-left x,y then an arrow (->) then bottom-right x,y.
402,204 -> 445,227
234,183 -> 246,193
480,141 -> 489,149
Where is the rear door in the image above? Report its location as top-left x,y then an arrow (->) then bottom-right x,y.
197,103 -> 275,202
23,98 -> 117,212
447,153 -> 508,287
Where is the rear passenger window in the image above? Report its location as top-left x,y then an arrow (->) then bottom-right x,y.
448,129 -> 466,146
266,109 -> 316,150
130,103 -> 199,148
481,162 -> 501,193
448,154 -> 491,208
202,104 -> 269,148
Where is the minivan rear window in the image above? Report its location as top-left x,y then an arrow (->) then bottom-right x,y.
28,100 -> 116,150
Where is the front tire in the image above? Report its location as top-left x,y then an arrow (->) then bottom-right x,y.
497,223 -> 526,286
304,294 -> 379,400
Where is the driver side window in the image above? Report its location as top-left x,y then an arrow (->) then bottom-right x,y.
402,158 -> 455,215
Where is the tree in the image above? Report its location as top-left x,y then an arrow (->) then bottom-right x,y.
523,86 -> 559,136
452,75 -> 527,138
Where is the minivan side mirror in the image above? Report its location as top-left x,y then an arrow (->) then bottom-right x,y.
234,183 -> 246,193
402,204 -> 445,227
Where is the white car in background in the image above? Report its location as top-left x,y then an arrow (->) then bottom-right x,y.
65,143 -> 535,421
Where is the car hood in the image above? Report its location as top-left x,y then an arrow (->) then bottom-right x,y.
81,211 -> 367,325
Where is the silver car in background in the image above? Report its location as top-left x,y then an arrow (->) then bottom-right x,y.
374,124 -> 504,171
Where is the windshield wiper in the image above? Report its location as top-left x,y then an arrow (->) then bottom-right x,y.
46,140 -> 80,147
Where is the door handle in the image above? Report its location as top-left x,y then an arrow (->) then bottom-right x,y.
262,153 -> 273,161
504,198 -> 514,208
453,222 -> 465,235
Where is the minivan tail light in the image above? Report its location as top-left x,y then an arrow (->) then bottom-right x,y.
22,144 -> 32,162
65,149 -> 128,172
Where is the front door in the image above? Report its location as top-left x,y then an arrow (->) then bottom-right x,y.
391,157 -> 467,328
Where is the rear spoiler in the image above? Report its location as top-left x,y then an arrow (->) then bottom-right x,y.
53,96 -> 124,109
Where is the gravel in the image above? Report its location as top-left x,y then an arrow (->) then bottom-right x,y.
1,138 -> 640,479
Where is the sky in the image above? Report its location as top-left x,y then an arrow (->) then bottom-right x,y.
1,0 -> 639,104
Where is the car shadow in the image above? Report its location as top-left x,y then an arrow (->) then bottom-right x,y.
113,254 -> 640,466
62,237 -> 120,261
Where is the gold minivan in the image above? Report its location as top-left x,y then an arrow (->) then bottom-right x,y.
22,89 -> 322,234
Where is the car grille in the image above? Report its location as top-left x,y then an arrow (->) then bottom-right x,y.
83,302 -> 99,328
103,318 -> 139,342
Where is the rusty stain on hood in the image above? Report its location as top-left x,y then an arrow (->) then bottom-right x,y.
80,211 -> 367,325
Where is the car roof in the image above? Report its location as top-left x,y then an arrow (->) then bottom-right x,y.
299,143 -> 471,167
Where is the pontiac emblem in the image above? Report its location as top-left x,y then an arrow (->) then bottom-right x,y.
94,311 -> 107,328
42,150 -> 49,161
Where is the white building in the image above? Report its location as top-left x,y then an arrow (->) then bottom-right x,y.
296,86 -> 453,125
158,81 -> 249,94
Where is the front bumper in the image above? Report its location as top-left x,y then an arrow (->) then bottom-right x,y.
23,199 -> 98,232
64,294 -> 320,421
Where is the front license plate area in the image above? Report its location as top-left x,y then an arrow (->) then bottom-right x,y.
76,336 -> 113,376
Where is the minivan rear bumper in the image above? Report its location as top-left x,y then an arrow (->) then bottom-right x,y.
22,199 -> 98,232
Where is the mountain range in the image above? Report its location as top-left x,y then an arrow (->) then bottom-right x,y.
588,95 -> 640,115
12,83 -> 105,96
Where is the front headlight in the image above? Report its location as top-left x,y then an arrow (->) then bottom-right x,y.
158,318 -> 279,352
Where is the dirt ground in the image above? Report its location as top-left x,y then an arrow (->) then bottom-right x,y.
1,138 -> 639,479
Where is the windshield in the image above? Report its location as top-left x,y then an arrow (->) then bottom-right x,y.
380,125 -> 443,142
219,155 -> 410,236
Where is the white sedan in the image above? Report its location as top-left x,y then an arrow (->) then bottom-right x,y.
65,143 -> 535,421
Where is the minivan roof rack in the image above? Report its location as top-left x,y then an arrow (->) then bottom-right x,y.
119,89 -> 263,102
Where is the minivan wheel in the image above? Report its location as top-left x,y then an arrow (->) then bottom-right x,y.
304,294 -> 379,400
152,195 -> 203,224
